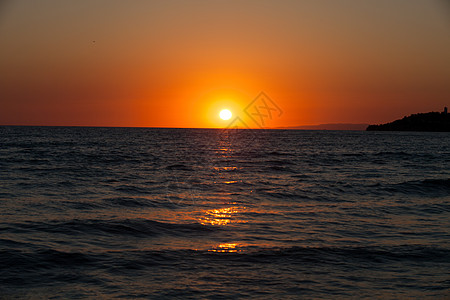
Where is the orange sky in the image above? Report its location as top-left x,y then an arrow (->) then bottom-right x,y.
1,0 -> 449,128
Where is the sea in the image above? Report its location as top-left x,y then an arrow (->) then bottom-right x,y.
1,126 -> 449,299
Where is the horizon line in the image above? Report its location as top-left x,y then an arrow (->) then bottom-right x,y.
0,123 -> 369,130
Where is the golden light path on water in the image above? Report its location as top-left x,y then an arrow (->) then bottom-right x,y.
197,132 -> 259,252
137,131 -> 283,252
200,205 -> 248,253
198,206 -> 247,226
208,243 -> 240,253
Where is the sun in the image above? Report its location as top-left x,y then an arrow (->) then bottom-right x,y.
219,109 -> 232,120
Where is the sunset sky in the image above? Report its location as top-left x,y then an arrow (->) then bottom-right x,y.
1,0 -> 449,128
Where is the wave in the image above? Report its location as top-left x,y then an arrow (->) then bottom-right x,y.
373,151 -> 411,157
264,159 -> 295,166
5,219 -> 215,238
102,196 -> 179,208
265,151 -> 291,157
1,245 -> 447,273
1,244 -> 449,298
342,152 -> 365,157
421,178 -> 450,187
165,164 -> 194,171
114,185 -> 159,195
387,178 -> 450,196
263,165 -> 295,173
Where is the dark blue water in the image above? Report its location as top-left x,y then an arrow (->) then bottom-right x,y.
1,126 -> 449,298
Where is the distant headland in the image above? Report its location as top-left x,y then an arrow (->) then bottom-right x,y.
366,107 -> 450,132
280,123 -> 369,130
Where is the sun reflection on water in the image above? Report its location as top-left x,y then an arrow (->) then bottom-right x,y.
198,206 -> 247,226
208,243 -> 241,253
222,180 -> 238,184
213,166 -> 237,171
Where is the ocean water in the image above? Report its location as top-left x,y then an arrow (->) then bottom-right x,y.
1,126 -> 449,299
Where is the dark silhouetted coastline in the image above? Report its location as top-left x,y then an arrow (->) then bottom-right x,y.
367,108 -> 450,132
